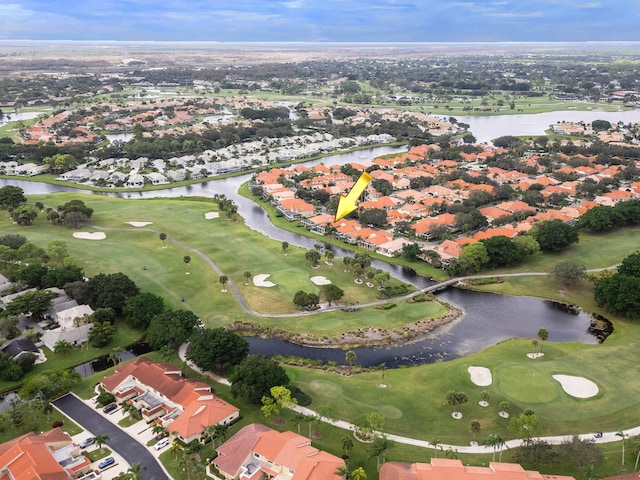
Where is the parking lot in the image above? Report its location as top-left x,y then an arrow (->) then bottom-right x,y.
53,394 -> 170,480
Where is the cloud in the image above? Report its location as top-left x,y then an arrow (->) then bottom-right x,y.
0,0 -> 638,42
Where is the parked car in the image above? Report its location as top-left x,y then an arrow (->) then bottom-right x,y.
79,437 -> 95,449
102,403 -> 117,414
98,457 -> 115,469
43,322 -> 60,330
154,437 -> 170,451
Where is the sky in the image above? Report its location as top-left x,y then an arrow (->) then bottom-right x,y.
1,0 -> 639,43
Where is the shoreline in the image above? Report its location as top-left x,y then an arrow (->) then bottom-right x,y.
230,302 -> 464,349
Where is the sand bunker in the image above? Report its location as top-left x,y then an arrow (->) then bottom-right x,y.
127,221 -> 153,227
253,274 -> 276,287
205,212 -> 219,219
73,232 -> 106,240
468,366 -> 492,387
553,374 -> 599,399
310,276 -> 331,285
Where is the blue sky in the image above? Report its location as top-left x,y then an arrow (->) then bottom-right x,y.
0,0 -> 639,42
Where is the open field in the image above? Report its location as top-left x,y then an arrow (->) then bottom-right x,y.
0,193 -> 423,333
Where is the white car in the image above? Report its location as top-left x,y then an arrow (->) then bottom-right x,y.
154,437 -> 170,451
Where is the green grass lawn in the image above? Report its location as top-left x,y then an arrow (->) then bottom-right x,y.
4,192 -> 640,479
0,193 -> 427,335
0,402 -> 82,444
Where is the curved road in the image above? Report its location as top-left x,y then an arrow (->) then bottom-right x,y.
53,394 -> 170,480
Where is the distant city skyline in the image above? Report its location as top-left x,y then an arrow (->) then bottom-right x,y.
0,1 -> 639,43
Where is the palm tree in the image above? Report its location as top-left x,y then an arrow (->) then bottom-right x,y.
151,422 -> 168,438
219,275 -> 229,291
159,232 -> 167,248
95,433 -> 109,453
430,437 -> 441,458
345,350 -> 356,372
631,434 -> 640,472
212,423 -> 228,447
351,466 -> 367,480
183,255 -> 191,274
537,328 -> 548,354
304,414 -> 315,438
126,463 -> 144,480
108,346 -> 123,366
498,401 -> 511,418
486,434 -> 502,461
43,402 -> 53,422
617,431 -> 627,470
445,391 -> 468,418
370,435 -> 394,470
469,420 -> 481,441
122,402 -> 138,420
334,465 -> 350,480
342,435 -> 354,457
293,412 -> 306,435
325,250 -> 335,264
168,439 -> 183,459
480,391 -> 490,406
281,241 -> 289,255
54,340 -> 72,356
243,271 -> 252,285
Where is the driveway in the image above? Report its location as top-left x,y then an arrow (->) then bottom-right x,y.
53,394 -> 170,480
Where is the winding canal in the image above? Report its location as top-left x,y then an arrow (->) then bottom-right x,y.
1,145 -> 607,366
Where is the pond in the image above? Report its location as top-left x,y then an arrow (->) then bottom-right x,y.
246,290 -> 611,368
73,341 -> 152,377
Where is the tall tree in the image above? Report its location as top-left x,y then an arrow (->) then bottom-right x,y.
123,292 -> 166,330
321,284 -> 344,305
532,220 -> 579,252
95,434 -> 110,454
159,232 -> 167,248
0,185 -> 26,208
229,355 -> 290,404
183,255 -> 191,274
537,328 -> 549,354
146,309 -> 200,350
186,327 -> 249,371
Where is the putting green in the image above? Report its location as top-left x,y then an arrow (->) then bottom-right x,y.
270,268 -> 319,296
377,405 -> 403,419
308,380 -> 344,398
495,364 -> 560,404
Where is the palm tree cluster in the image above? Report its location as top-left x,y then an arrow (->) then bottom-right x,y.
445,391 -> 469,418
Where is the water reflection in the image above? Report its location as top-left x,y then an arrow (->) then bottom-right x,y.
247,289 -> 605,367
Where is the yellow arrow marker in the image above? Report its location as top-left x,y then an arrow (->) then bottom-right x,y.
335,171 -> 372,222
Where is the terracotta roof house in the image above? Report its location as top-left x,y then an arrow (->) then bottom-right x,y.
213,424 -> 345,480
301,213 -> 336,234
595,189 -> 636,206
479,206 -> 511,223
494,200 -> 534,215
100,358 -> 239,444
277,198 -> 316,220
411,213 -> 457,238
432,240 -> 462,264
380,459 -> 576,480
0,428 -> 94,480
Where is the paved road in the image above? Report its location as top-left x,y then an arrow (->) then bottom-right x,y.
53,394 -> 170,480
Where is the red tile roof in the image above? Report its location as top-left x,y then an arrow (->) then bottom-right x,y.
380,459 -> 575,480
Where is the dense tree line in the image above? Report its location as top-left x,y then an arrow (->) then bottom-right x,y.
594,252 -> 640,319
577,200 -> 640,232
